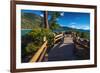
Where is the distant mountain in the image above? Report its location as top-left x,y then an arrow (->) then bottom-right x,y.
21,13 -> 43,29
61,26 -> 90,33
77,29 -> 90,32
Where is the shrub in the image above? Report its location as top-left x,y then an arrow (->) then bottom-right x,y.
41,28 -> 54,47
22,28 -> 54,56
25,42 -> 40,54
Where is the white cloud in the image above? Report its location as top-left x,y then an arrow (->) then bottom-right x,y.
76,25 -> 90,30
69,22 -> 77,28
82,26 -> 90,30
70,25 -> 76,28
69,23 -> 90,30
40,14 -> 44,17
60,12 -> 64,16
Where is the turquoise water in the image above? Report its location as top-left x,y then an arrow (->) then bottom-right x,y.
21,29 -> 89,36
21,29 -> 32,36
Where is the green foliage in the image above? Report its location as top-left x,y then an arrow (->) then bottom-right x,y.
76,31 -> 81,37
25,43 -> 40,54
49,12 -> 61,22
41,28 -> 54,47
80,32 -> 90,39
50,23 -> 60,30
22,28 -> 54,57
76,31 -> 90,40
49,12 -> 61,30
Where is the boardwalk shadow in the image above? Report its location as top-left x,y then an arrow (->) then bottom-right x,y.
48,41 -> 76,61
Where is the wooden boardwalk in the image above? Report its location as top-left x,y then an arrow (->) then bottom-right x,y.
48,35 -> 77,61
29,34 -> 90,62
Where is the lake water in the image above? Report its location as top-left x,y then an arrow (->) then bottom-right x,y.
21,29 -> 65,36
21,29 -> 32,36
21,29 -> 90,36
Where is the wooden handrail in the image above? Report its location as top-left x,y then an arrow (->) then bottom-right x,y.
54,36 -> 63,42
29,33 -> 64,62
74,40 -> 89,49
55,34 -> 63,38
38,46 -> 47,62
54,33 -> 64,43
29,41 -> 47,62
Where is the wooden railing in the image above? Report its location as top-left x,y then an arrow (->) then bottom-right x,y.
54,33 -> 64,43
73,38 -> 89,49
75,41 -> 89,49
29,41 -> 47,62
73,37 -> 90,59
29,33 -> 64,62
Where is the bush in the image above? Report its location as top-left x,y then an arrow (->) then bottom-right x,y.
22,28 -> 55,56
80,32 -> 90,40
25,42 -> 40,54
76,31 -> 90,40
41,28 -> 54,47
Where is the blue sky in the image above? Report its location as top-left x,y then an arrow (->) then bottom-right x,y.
21,10 -> 90,30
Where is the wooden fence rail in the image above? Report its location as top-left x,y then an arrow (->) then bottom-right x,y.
29,41 -> 47,62
74,38 -> 89,49
29,33 -> 64,62
54,33 -> 64,43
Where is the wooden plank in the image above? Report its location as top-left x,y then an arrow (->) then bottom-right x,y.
38,46 -> 47,62
55,34 -> 63,38
29,41 -> 47,62
54,33 -> 64,43
54,36 -> 63,43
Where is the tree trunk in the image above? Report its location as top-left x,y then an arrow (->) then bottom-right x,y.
44,11 -> 49,29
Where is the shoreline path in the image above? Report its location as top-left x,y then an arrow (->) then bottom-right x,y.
48,35 -> 77,61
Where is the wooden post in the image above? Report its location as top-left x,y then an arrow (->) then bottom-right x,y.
44,53 -> 48,61
43,36 -> 46,42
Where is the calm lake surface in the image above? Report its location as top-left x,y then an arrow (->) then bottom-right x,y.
21,29 -> 32,36
21,29 -> 90,36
